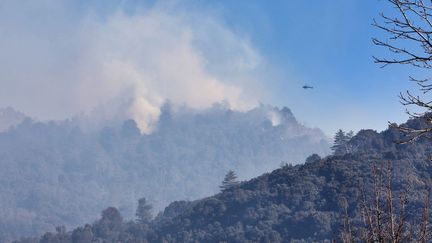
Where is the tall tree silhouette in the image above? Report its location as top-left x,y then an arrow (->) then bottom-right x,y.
220,170 -> 239,191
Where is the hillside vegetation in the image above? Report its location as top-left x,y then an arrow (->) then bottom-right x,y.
0,105 -> 330,242
15,116 -> 432,242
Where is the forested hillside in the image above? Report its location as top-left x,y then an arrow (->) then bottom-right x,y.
18,116 -> 432,242
0,104 -> 330,242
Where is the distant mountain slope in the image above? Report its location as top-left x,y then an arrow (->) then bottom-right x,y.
19,116 -> 432,242
150,118 -> 432,242
0,104 -> 330,242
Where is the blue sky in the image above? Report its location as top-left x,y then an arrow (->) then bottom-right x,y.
191,0 -> 421,135
0,0 -> 423,135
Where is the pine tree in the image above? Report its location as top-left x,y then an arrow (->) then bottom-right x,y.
331,129 -> 352,154
220,170 -> 239,191
331,129 -> 354,155
331,129 -> 346,151
136,197 -> 152,224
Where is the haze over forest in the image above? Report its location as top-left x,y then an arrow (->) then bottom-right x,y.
0,105 -> 331,241
2,0 -> 431,242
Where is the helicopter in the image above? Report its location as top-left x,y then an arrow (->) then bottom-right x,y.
302,85 -> 314,89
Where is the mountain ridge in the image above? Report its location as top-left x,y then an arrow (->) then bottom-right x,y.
0,104 -> 331,242
17,115 -> 432,242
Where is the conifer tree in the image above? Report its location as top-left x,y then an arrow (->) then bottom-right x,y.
220,170 -> 239,191
331,129 -> 347,153
331,129 -> 354,154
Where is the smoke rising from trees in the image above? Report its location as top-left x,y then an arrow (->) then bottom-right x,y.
0,0 -> 264,133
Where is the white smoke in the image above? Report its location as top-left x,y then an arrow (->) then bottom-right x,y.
0,1 -> 263,133
268,110 -> 282,126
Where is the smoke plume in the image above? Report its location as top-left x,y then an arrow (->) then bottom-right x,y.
0,0 -> 263,133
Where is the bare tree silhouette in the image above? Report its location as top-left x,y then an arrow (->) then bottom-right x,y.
374,0 -> 432,143
340,162 -> 431,242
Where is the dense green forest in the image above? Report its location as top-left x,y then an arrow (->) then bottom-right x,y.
0,105 -> 330,242
15,115 -> 432,242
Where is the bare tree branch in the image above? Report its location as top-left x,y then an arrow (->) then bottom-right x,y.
341,161 -> 430,242
374,0 -> 432,141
